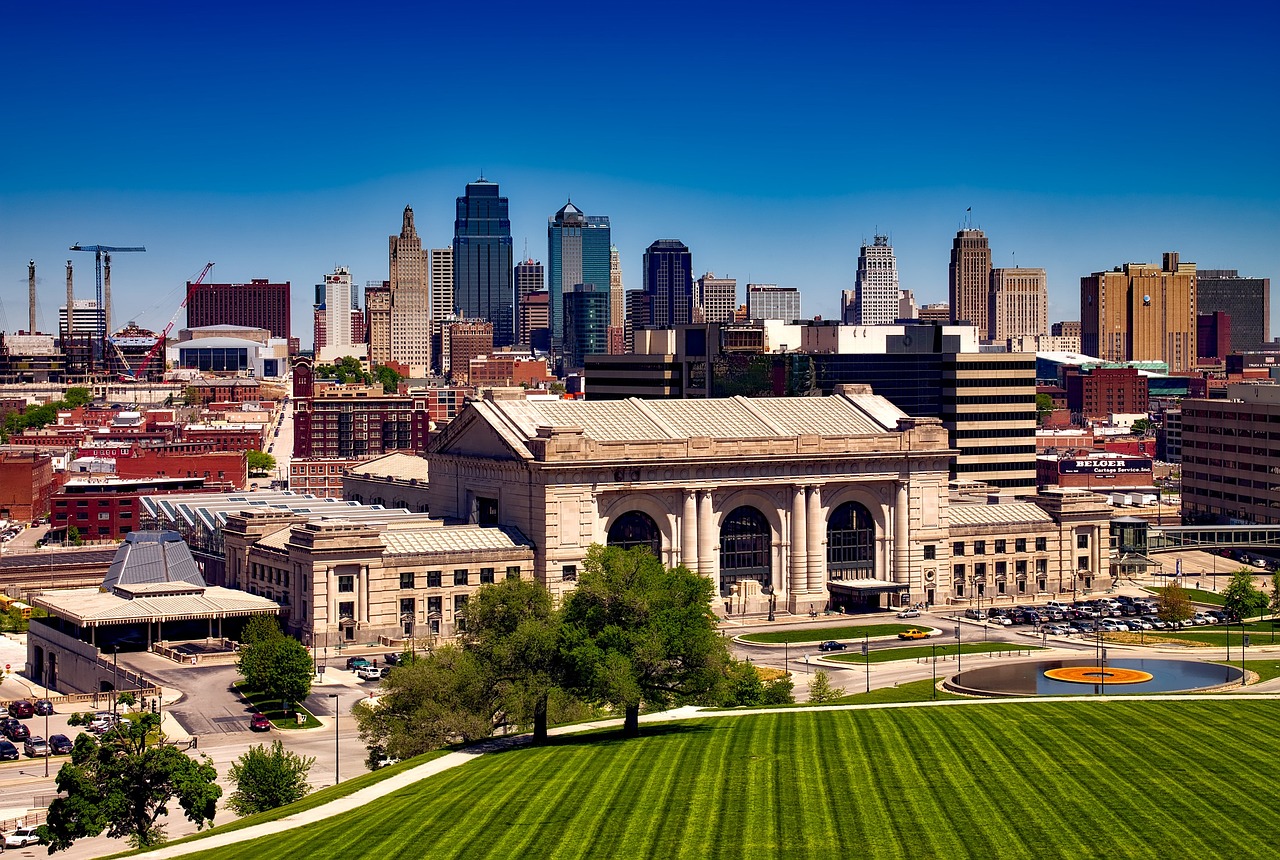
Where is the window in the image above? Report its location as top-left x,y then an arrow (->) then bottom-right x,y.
923,545 -> 936,560
1078,556 -> 1089,570
454,569 -> 469,586
427,596 -> 441,616
400,597 -> 415,617
427,570 -> 441,588
337,601 -> 355,621
399,571 -> 414,590
974,562 -> 987,580
506,565 -> 521,580
480,567 -> 495,585
953,563 -> 965,580
338,575 -> 355,593
453,594 -> 468,614
953,542 -> 965,556
1015,538 -> 1027,553
1077,534 -> 1089,549
995,561 -> 1007,577
562,565 -> 578,582
974,540 -> 986,555
476,496 -> 499,526
994,539 -> 1006,554
1035,537 -> 1047,552
1035,559 -> 1047,575
1015,560 -> 1027,576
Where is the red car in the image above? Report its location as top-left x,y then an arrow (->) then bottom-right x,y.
250,713 -> 272,732
6,701 -> 33,720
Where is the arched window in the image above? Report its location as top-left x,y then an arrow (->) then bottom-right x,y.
720,506 -> 771,596
827,501 -> 875,576
607,511 -> 662,557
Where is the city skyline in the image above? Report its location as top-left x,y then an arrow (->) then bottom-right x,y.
3,3 -> 1277,348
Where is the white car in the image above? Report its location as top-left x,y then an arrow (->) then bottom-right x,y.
357,665 -> 384,681
897,608 -> 921,619
5,826 -> 44,848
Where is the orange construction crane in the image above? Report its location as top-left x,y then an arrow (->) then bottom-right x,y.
124,263 -> 215,381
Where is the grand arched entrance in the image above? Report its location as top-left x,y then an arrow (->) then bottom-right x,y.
607,511 -> 662,557
827,500 -> 887,612
720,506 -> 771,597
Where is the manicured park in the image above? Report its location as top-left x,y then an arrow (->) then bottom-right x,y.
826,641 -> 1040,664
739,624 -> 918,644
182,699 -> 1280,860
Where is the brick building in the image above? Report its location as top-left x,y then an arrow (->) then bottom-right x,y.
0,451 -> 55,522
1063,366 -> 1149,420
1036,453 -> 1154,491
289,458 -> 363,496
291,358 -> 431,459
446,321 -> 495,385
51,475 -> 209,541
468,354 -> 554,388
186,279 -> 292,345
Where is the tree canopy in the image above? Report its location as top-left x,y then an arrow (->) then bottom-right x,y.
227,740 -> 315,816
42,714 -> 220,851
559,545 -> 728,736
247,449 -> 276,475
1222,569 -> 1265,621
1158,580 -> 1192,625
0,387 -> 93,442
237,616 -> 313,709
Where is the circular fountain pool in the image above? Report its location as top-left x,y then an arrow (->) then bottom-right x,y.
946,658 -> 1244,697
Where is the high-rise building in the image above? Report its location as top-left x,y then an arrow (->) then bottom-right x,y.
59,299 -> 105,339
387,206 -> 431,375
186,279 -> 291,343
625,289 -> 651,352
948,228 -> 992,335
695,273 -> 737,324
453,179 -> 514,346
746,285 -> 801,321
514,259 -> 545,347
446,320 -> 494,384
314,266 -> 356,361
898,289 -> 919,322
519,291 -> 550,350
563,284 -> 610,371
365,283 -> 391,365
1051,321 -> 1082,340
840,290 -> 857,324
547,201 -> 610,348
852,236 -> 900,325
1080,252 -> 1197,373
643,240 -> 693,329
988,267 -> 1047,342
919,303 -> 951,323
609,246 -> 624,328
1196,269 -> 1271,352
429,247 -> 454,373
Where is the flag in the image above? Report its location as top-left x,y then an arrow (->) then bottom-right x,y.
966,207 -> 971,212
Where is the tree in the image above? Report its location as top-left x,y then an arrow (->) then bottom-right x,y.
354,645 -> 497,758
1035,392 -> 1055,424
1131,417 -> 1151,434
42,714 -> 220,851
315,356 -> 372,386
227,740 -> 315,815
247,450 -> 276,475
1222,568 -> 1265,622
559,545 -> 728,737
460,578 -> 562,743
1158,580 -> 1192,627
63,387 -> 92,408
372,364 -> 403,394
807,669 -> 845,703
237,617 -> 312,710
1269,572 -> 1280,618
67,525 -> 83,546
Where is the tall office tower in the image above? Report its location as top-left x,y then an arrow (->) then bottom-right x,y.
446,320 -> 494,384
746,284 -> 801,321
898,289 -> 919,321
1051,320 -> 1081,339
563,284 -> 610,371
454,179 -> 515,347
429,247 -> 454,372
387,205 -> 432,375
519,291 -> 550,350
547,201 -> 610,348
643,240 -> 693,328
948,228 -> 992,335
840,289 -> 857,324
314,266 -> 356,361
1196,269 -> 1271,352
514,258 -> 545,347
1081,252 -> 1197,373
852,235 -> 900,325
625,289 -> 652,352
186,279 -> 291,342
609,246 -> 624,327
988,267 -> 1047,342
366,283 -> 391,364
59,300 -> 106,338
695,273 -> 737,323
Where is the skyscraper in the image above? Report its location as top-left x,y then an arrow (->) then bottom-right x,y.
1080,252 -> 1197,373
186,279 -> 291,342
563,284 -> 610,370
547,201 -> 610,347
695,273 -> 737,324
1196,269 -> 1271,352
514,258 -> 545,347
388,205 -> 431,374
365,283 -> 390,364
852,235 -> 900,325
453,179 -> 514,347
746,284 -> 801,321
988,267 -> 1047,342
314,266 -> 355,361
643,240 -> 693,328
609,246 -> 624,328
948,228 -> 992,335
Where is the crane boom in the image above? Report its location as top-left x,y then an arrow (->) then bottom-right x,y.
70,243 -> 146,360
129,263 -> 215,380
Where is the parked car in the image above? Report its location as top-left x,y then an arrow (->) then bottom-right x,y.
383,652 -> 402,667
897,608 -> 921,619
5,826 -> 44,848
48,734 -> 74,755
23,736 -> 48,758
963,608 -> 987,620
3,721 -> 30,742
989,615 -> 1013,627
0,740 -> 18,761
345,657 -> 372,671
250,713 -> 272,732
1045,624 -> 1071,636
898,629 -> 931,641
6,700 -> 34,719
1128,618 -> 1154,631
817,640 -> 848,652
33,699 -> 53,716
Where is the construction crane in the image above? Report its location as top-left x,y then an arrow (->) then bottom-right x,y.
124,262 -> 214,382
69,243 -> 146,349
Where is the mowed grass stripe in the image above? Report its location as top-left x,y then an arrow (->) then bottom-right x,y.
633,725 -> 719,858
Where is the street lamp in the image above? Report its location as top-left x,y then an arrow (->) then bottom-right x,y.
329,693 -> 340,785
112,645 -> 120,717
43,707 -> 49,777
400,613 -> 415,661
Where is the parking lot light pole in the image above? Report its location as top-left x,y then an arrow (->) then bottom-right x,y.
329,693 -> 340,785
931,643 -> 937,699
955,625 -> 962,677
43,709 -> 48,777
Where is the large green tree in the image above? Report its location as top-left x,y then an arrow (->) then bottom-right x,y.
1222,568 -> 1266,622
237,616 -> 312,710
460,578 -> 562,742
559,545 -> 728,737
247,449 -> 276,475
227,740 -> 315,815
42,714 -> 220,851
1158,580 -> 1193,627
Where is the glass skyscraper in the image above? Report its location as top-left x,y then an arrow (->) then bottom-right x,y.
563,284 -> 610,371
547,201 -> 610,348
453,179 -> 514,346
642,239 -> 693,328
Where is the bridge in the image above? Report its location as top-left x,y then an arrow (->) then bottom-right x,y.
1147,525 -> 1280,554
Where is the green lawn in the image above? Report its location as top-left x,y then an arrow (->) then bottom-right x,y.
1110,620 -> 1280,648
825,642 -> 1041,665
183,700 -> 1280,860
739,623 -> 919,644
235,683 -> 322,730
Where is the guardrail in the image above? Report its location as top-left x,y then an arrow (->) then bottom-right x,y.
0,809 -> 47,832
915,649 -> 1038,664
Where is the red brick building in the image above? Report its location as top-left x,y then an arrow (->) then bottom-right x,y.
1036,453 -> 1154,491
186,279 -> 292,343
447,321 -> 494,384
289,457 -> 362,496
0,451 -> 55,522
114,448 -> 248,490
468,355 -> 554,388
291,358 -> 431,458
52,475 -> 208,541
1064,366 -> 1149,420
180,424 -> 265,452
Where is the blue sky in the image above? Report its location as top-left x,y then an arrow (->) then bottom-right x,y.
3,1 -> 1277,348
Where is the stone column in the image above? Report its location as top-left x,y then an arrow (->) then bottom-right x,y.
790,485 -> 807,597
326,566 -> 335,625
681,490 -> 698,572
894,481 -> 910,587
360,564 -> 370,624
697,490 -> 715,580
806,485 -> 823,593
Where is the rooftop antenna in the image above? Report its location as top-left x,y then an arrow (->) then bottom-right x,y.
523,238 -> 528,262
